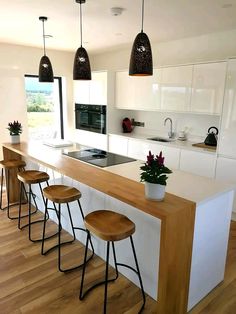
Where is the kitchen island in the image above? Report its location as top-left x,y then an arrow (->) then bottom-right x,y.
2,141 -> 234,314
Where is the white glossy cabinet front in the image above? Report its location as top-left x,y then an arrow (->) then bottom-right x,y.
190,62 -> 226,114
215,157 -> 236,213
115,69 -> 161,110
160,65 -> 192,111
108,135 -> 129,156
115,62 -> 226,114
127,138 -> 180,169
218,59 -> 236,158
179,149 -> 216,178
74,71 -> 107,105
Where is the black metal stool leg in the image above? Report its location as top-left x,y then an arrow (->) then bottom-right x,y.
6,169 -> 10,218
79,230 -> 90,300
111,242 -> 119,280
0,168 -> 4,210
77,200 -> 95,254
130,236 -> 146,313
104,241 -> 110,314
41,198 -> 49,255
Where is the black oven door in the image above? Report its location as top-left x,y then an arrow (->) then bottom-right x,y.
90,111 -> 106,134
75,104 -> 106,134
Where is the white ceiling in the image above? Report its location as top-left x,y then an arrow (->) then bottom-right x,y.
1,0 -> 236,54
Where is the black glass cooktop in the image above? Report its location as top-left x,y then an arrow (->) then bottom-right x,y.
63,148 -> 136,168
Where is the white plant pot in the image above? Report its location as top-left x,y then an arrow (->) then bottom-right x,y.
10,135 -> 20,144
145,182 -> 166,201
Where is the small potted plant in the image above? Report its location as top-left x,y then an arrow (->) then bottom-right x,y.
7,120 -> 22,144
140,151 -> 172,201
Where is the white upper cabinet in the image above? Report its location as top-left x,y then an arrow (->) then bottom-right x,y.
115,62 -> 227,114
115,71 -> 135,109
160,65 -> 192,112
115,69 -> 161,110
190,62 -> 226,114
74,71 -> 107,105
218,59 -> 236,158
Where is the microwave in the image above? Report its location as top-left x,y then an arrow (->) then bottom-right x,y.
75,103 -> 106,134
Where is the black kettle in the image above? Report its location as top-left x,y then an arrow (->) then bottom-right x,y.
204,126 -> 218,146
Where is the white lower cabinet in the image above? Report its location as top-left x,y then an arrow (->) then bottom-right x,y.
180,149 -> 216,178
215,157 -> 236,214
127,138 -> 180,169
108,135 -> 128,156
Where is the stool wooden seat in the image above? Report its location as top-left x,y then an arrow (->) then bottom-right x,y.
80,210 -> 146,314
84,210 -> 135,242
17,170 -> 49,184
17,170 -> 53,243
0,159 -> 26,219
0,159 -> 26,169
43,185 -> 81,203
42,184 -> 94,272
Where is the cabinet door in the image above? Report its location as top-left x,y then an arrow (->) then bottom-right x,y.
116,71 -> 135,109
74,81 -> 90,103
160,65 -> 192,111
215,157 -> 236,213
218,59 -> 236,158
115,70 -> 161,110
127,139 -> 149,160
190,62 -> 226,114
133,69 -> 161,110
90,72 -> 107,105
108,135 -> 128,156
127,138 -> 180,169
180,149 -> 216,178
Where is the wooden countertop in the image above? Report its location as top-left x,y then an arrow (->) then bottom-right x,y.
2,141 -> 196,314
2,141 -> 194,220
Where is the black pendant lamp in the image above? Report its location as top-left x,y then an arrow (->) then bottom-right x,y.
38,16 -> 54,82
73,0 -> 91,80
129,0 -> 153,76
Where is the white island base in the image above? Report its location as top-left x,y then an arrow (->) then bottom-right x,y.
30,161 -> 234,311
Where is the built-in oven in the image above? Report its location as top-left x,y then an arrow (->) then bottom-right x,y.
75,103 -> 106,134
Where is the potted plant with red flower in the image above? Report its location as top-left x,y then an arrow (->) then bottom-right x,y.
140,151 -> 172,201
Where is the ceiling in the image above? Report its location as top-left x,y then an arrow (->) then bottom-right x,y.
1,0 -> 236,54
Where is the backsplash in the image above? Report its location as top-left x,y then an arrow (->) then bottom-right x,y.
116,110 -> 220,142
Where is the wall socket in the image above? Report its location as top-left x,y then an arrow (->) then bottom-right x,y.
131,119 -> 145,127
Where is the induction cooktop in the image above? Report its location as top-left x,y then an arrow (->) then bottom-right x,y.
63,148 -> 136,168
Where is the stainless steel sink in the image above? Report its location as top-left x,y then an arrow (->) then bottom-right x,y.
147,137 -> 175,143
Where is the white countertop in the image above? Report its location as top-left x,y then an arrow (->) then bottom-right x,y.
109,132 -> 217,155
105,160 -> 234,205
39,141 -> 232,206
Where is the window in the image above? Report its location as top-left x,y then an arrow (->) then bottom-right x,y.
24,75 -> 64,140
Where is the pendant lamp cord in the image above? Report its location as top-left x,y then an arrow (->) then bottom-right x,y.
80,1 -> 83,47
42,19 -> 46,56
141,0 -> 144,32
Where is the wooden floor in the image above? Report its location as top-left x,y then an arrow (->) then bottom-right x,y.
0,193 -> 236,314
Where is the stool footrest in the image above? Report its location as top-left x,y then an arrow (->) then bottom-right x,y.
60,251 -> 94,273
79,269 -> 118,300
42,238 -> 75,255
116,262 -> 139,275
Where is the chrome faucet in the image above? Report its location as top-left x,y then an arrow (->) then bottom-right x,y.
164,117 -> 174,138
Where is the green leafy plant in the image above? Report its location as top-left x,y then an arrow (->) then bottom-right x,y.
7,120 -> 23,135
140,151 -> 172,185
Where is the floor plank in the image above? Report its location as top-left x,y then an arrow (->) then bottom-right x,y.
0,195 -> 236,313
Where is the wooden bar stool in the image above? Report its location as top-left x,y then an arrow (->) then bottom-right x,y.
17,170 -> 58,243
42,184 -> 94,272
0,159 -> 26,219
79,210 -> 146,314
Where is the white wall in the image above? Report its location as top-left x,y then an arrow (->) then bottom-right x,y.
90,29 -> 236,139
0,42 -> 74,159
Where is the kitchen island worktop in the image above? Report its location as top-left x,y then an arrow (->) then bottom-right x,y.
2,141 -> 234,314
